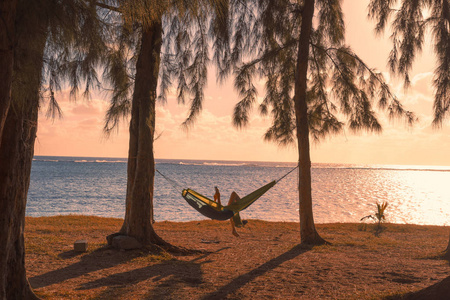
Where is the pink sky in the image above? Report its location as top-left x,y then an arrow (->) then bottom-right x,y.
34,1 -> 450,166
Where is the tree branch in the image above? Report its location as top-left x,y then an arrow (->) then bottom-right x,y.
239,38 -> 298,73
91,1 -> 120,13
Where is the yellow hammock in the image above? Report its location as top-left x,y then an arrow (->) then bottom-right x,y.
181,181 -> 277,221
157,165 -> 297,221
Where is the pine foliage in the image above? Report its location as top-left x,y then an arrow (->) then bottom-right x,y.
369,0 -> 450,127
17,0 -> 110,119
221,0 -> 416,146
102,0 -> 229,133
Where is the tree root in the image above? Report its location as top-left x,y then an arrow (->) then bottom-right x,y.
300,230 -> 330,247
300,238 -> 330,249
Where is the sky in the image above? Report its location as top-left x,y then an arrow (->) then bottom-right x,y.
34,0 -> 450,166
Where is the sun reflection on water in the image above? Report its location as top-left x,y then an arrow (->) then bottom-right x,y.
385,169 -> 450,225
311,165 -> 450,226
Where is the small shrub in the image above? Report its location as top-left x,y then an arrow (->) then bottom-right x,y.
361,202 -> 389,232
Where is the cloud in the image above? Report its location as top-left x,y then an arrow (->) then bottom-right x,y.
70,100 -> 105,116
411,72 -> 434,100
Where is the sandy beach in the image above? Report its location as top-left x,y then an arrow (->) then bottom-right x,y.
25,216 -> 449,299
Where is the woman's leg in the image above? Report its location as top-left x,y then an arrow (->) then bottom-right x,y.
229,191 -> 240,204
229,192 -> 240,237
230,219 -> 239,237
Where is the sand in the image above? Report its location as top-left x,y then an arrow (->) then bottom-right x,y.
25,216 -> 450,299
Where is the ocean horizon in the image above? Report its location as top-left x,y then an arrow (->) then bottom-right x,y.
27,155 -> 450,226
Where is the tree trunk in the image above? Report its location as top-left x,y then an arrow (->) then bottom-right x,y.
444,232 -> 450,259
294,0 -> 326,245
0,0 -> 17,143
0,88 -> 40,300
0,3 -> 47,297
119,22 -> 166,246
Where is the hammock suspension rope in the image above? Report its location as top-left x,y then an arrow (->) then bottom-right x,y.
155,169 -> 183,194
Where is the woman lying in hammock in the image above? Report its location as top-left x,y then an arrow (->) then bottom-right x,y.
214,186 -> 246,237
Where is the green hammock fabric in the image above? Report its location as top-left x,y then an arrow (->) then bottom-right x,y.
225,180 -> 277,212
181,180 -> 277,221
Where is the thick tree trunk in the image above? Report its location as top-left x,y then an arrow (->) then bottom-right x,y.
0,88 -> 40,300
119,22 -> 166,246
294,0 -> 326,245
0,3 -> 46,297
0,0 -> 17,143
444,232 -> 450,259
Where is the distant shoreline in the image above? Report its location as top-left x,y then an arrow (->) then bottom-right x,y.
32,155 -> 450,171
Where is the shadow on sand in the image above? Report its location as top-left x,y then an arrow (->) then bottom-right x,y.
383,276 -> 450,300
30,245 -> 231,299
383,254 -> 450,300
29,246 -> 138,289
30,242 -> 309,299
201,244 -> 310,300
78,247 -> 231,299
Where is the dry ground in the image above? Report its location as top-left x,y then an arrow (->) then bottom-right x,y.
25,216 -> 450,299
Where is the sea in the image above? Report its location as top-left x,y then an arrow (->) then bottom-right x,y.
26,156 -> 450,226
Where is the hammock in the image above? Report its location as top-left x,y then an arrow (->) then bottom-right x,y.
157,165 -> 297,221
182,180 -> 277,220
